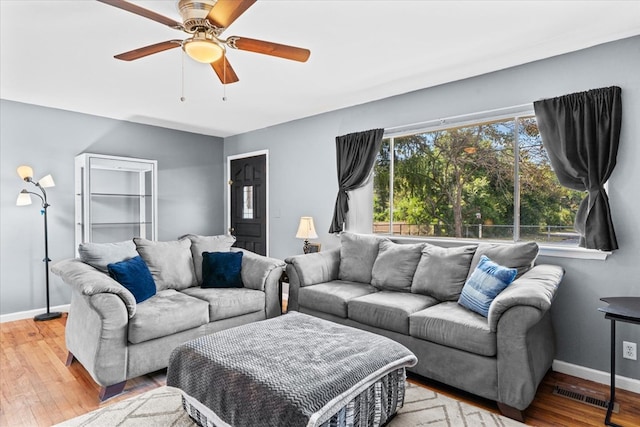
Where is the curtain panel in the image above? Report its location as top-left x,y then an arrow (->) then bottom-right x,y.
329,128 -> 384,233
533,86 -> 622,251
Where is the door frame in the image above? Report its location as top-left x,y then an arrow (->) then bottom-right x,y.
226,149 -> 269,256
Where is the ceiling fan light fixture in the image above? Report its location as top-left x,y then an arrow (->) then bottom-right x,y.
183,33 -> 224,63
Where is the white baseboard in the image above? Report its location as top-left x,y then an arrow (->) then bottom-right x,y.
0,304 -> 70,323
553,359 -> 640,394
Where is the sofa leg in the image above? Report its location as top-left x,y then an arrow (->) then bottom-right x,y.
497,402 -> 525,422
99,381 -> 127,401
65,352 -> 75,367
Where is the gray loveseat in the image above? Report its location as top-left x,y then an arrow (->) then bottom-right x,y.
52,234 -> 285,401
285,232 -> 563,421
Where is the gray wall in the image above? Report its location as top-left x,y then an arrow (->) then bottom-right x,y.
224,36 -> 640,378
0,100 -> 225,315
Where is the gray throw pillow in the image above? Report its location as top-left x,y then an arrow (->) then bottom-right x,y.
371,240 -> 424,291
184,234 -> 237,285
467,241 -> 539,280
411,244 -> 477,301
134,237 -> 197,291
338,232 -> 388,283
78,240 -> 138,273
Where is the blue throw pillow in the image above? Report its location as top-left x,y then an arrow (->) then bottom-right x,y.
202,251 -> 243,288
458,255 -> 517,317
107,255 -> 156,303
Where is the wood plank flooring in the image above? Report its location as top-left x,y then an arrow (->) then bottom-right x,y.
1,314 -> 638,426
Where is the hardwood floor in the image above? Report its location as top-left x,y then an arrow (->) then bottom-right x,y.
1,314 -> 638,426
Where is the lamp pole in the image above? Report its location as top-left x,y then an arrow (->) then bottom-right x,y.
19,180 -> 61,321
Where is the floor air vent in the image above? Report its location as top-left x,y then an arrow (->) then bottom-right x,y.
553,382 -> 619,413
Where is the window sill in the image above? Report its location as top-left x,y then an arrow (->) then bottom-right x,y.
384,235 -> 611,260
537,245 -> 610,260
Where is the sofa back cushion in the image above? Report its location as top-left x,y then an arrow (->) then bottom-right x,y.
134,237 -> 197,291
338,232 -> 388,283
371,241 -> 424,291
78,240 -> 138,273
411,244 -> 477,301
468,241 -> 539,280
184,234 -> 237,285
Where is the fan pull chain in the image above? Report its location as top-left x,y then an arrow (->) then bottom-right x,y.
180,51 -> 186,102
222,53 -> 227,102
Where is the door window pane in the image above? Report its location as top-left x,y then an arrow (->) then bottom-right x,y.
242,186 -> 254,219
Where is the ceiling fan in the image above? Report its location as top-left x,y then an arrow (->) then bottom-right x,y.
98,0 -> 311,84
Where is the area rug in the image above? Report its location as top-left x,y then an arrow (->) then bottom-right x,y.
55,382 -> 525,427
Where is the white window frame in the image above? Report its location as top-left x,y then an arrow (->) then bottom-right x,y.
374,105 -> 610,260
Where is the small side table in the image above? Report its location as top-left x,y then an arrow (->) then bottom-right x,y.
279,270 -> 289,314
598,297 -> 640,427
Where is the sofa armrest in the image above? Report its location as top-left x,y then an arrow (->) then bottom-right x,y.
488,264 -> 563,332
52,258 -> 137,318
284,248 -> 340,312
231,249 -> 285,318
492,265 -> 563,410
285,248 -> 340,287
231,248 -> 285,291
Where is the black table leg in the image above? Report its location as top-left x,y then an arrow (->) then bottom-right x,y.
605,318 -> 622,427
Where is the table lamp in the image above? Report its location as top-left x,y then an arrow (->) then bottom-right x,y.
296,216 -> 318,254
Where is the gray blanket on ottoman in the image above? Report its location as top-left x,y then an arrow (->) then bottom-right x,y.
167,311 -> 417,427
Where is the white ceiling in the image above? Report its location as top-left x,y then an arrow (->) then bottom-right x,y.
2,1 -> 639,138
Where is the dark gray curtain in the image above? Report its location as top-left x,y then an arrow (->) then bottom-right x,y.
329,128 -> 384,233
533,86 -> 622,251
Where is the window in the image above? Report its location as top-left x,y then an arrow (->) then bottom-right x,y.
373,113 -> 584,245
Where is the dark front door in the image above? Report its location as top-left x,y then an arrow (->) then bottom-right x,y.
229,154 -> 267,255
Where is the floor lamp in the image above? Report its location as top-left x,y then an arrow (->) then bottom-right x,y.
16,165 -> 62,321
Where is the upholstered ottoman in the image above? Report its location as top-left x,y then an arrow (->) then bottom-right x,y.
167,311 -> 417,427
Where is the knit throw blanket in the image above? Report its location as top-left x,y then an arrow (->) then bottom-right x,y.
167,312 -> 417,427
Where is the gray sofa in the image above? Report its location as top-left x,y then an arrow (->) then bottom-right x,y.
52,234 -> 285,401
285,232 -> 564,421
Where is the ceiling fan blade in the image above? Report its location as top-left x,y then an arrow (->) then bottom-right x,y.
211,56 -> 240,84
114,40 -> 182,61
97,0 -> 184,30
228,37 -> 310,62
206,0 -> 256,30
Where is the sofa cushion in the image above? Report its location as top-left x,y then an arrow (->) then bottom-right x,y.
78,240 -> 138,273
338,232 -> 388,283
107,255 -> 156,303
134,237 -> 197,291
458,255 -> 517,317
181,287 -> 265,321
411,244 -> 477,301
348,291 -> 438,334
409,302 -> 496,357
202,251 -> 243,288
468,241 -> 538,280
184,234 -> 236,285
128,290 -> 209,344
298,281 -> 378,318
371,241 -> 424,291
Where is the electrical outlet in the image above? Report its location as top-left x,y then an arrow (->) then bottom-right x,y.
622,341 -> 637,360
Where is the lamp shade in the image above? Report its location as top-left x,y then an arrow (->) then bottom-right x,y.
38,174 -> 55,188
16,191 -> 32,206
296,216 -> 318,240
17,165 -> 33,180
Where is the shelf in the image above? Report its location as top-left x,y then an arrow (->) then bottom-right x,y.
75,153 -> 157,251
89,193 -> 151,198
79,222 -> 152,226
